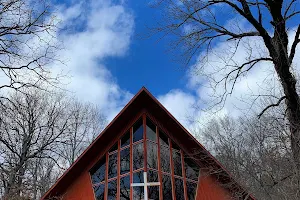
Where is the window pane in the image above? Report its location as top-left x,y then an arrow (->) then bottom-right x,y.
120,176 -> 130,200
162,175 -> 172,200
133,187 -> 144,200
107,179 -> 117,200
121,148 -> 130,175
147,142 -> 157,169
173,151 -> 182,176
185,158 -> 200,181
110,142 -> 118,152
148,186 -> 159,200
146,118 -> 156,141
108,153 -> 118,179
133,118 -> 143,142
175,178 -> 185,200
172,142 -> 180,151
91,157 -> 106,184
159,130 -> 169,147
133,171 -> 144,183
147,170 -> 160,200
133,142 -> 144,170
187,181 -> 198,200
160,146 -> 170,173
93,184 -> 105,200
133,171 -> 144,200
121,131 -> 130,148
147,170 -> 158,182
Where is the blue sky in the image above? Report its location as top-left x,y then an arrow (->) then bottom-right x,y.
47,0 -> 201,125
53,0 -> 188,95
104,1 -> 188,95
46,0 -> 300,129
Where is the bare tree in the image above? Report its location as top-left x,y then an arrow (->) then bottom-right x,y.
57,100 -> 106,167
0,89 -> 106,199
198,106 -> 298,199
151,0 -> 300,182
28,158 -> 59,199
0,0 -> 60,95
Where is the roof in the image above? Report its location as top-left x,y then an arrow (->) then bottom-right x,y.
42,87 -> 254,199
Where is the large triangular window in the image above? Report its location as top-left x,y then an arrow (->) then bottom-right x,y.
90,115 -> 200,200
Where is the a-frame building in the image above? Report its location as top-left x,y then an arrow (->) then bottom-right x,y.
42,87 -> 254,200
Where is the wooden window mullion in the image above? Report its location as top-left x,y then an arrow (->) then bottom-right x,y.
130,127 -> 133,199
105,153 -> 109,200
143,114 -> 147,172
157,127 -> 163,200
117,141 -> 121,200
169,139 -> 176,200
181,151 -> 188,200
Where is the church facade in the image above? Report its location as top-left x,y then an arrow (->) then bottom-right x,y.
42,88 -> 254,200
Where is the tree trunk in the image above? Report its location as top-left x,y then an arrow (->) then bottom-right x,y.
283,77 -> 300,170
270,11 -> 300,179
274,56 -> 300,190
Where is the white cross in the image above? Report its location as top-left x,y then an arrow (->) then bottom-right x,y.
131,172 -> 160,200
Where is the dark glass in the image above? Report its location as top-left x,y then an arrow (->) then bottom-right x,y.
121,148 -> 130,175
107,179 -> 117,200
147,170 -> 160,199
133,118 -> 143,142
120,176 -> 130,200
159,130 -> 169,147
108,153 -> 118,179
172,142 -> 180,151
147,142 -> 158,169
93,184 -> 105,200
133,187 -> 144,200
91,157 -> 106,184
160,146 -> 170,172
175,178 -> 185,200
173,151 -> 182,176
133,171 -> 144,183
121,131 -> 130,147
162,175 -> 172,200
133,142 -> 144,170
187,181 -> 198,200
184,158 -> 200,181
109,142 -> 118,152
146,118 -> 156,141
133,171 -> 144,200
148,186 -> 159,200
147,170 -> 159,182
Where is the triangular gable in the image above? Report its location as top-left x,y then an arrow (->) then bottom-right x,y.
42,87 -> 254,199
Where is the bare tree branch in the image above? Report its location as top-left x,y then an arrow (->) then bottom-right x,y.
258,96 -> 287,118
0,89 -> 106,199
0,0 -> 62,97
289,25 -> 300,63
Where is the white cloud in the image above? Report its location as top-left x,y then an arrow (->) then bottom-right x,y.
0,0 -> 134,123
157,88 -> 229,136
159,25 -> 300,131
49,0 -> 134,121
158,90 -> 196,126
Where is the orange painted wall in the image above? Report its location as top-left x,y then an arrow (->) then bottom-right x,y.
196,174 -> 231,200
61,171 -> 95,200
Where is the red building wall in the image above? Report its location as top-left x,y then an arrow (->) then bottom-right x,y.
60,171 -> 95,200
197,174 -> 231,200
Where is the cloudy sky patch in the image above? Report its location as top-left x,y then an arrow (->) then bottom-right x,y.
22,0 -> 300,130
